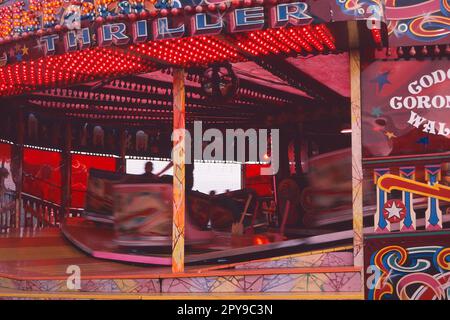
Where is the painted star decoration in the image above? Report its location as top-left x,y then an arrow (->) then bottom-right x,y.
383,199 -> 406,223
371,107 -> 383,118
21,45 -> 29,55
385,131 -> 397,139
372,71 -> 391,92
416,136 -> 429,145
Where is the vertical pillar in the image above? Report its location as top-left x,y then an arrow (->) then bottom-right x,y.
425,165 -> 442,230
399,166 -> 416,231
172,68 -> 185,273
14,108 -> 24,228
348,21 -> 363,267
294,124 -> 303,176
373,168 -> 390,232
277,127 -> 290,180
61,123 -> 72,223
117,129 -> 127,174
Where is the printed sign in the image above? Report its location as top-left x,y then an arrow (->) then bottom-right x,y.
362,60 -> 450,157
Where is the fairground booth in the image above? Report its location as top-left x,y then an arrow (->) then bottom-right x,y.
0,0 -> 448,300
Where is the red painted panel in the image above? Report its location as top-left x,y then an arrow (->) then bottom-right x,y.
71,154 -> 116,208
0,143 -> 11,162
23,148 -> 61,204
244,164 -> 274,197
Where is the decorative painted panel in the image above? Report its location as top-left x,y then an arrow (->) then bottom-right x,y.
365,231 -> 450,300
162,271 -> 361,293
385,0 -> 450,47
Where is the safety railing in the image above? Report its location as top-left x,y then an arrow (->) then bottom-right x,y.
22,193 -> 61,228
0,190 -> 17,233
0,186 -> 84,231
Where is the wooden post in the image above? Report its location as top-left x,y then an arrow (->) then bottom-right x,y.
117,129 -> 127,174
278,128 -> 290,179
61,123 -> 72,223
172,68 -> 186,273
348,21 -> 364,268
14,108 -> 24,228
294,124 -> 303,176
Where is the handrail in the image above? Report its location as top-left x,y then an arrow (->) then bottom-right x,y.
22,193 -> 61,228
23,172 -> 86,193
0,190 -> 84,230
363,152 -> 450,167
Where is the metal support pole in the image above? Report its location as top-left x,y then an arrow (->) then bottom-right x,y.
61,123 -> 72,224
14,108 -> 24,228
117,129 -> 127,174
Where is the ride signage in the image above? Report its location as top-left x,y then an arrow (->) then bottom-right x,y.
1,2 -> 313,64
362,60 -> 450,157
57,2 -> 312,51
389,68 -> 450,137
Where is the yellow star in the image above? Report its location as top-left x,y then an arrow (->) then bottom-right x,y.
14,43 -> 21,52
21,45 -> 29,55
385,131 -> 397,139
